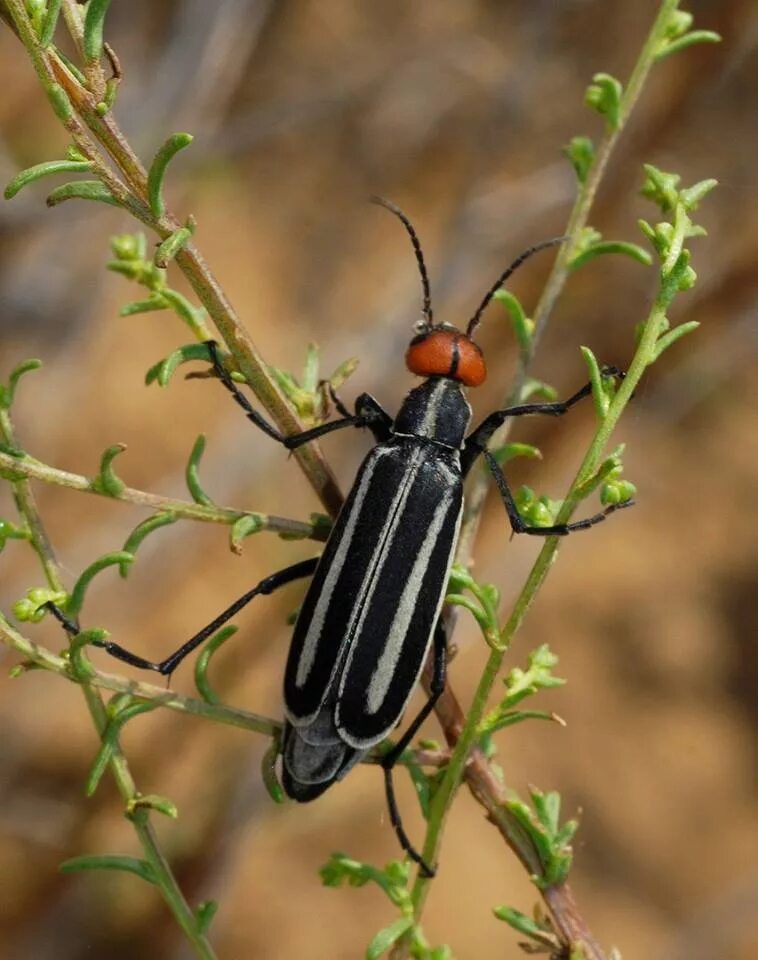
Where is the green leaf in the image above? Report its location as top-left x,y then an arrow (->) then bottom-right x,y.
579,345 -> 608,419
120,296 -> 168,317
4,159 -> 93,199
194,625 -> 238,705
519,378 -> 557,403
67,551 -> 134,617
185,434 -> 214,506
492,289 -> 532,354
563,135 -> 595,184
60,855 -> 157,885
46,180 -> 119,208
492,906 -> 560,950
147,133 -> 194,218
154,219 -> 195,268
366,917 -> 414,960
120,512 -> 177,576
39,0 -> 62,46
491,442 -> 541,466
656,29 -> 721,62
145,342 -> 214,387
91,443 -> 127,497
584,72 -> 623,130
127,793 -> 178,819
653,320 -> 700,360
0,358 -> 42,410
195,900 -> 219,935
230,513 -> 265,553
569,240 -> 652,272
83,0 -> 112,62
86,699 -> 158,795
261,733 -> 285,804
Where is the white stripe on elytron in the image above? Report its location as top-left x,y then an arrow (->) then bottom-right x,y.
365,488 -> 454,715
334,445 -> 426,701
419,379 -> 447,437
294,446 -> 421,690
294,450 -> 380,688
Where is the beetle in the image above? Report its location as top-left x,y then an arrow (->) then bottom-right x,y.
48,199 -> 630,874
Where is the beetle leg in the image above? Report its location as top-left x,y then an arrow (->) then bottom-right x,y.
481,447 -> 633,536
354,392 -> 394,442
461,368 -> 624,476
46,557 -> 319,680
205,341 -> 368,448
381,619 -> 448,877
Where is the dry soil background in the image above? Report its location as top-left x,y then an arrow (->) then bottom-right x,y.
0,2 -> 756,959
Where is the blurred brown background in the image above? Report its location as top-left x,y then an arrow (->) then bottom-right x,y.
0,1 -> 756,958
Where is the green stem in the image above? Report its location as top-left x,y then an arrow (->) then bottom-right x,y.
410,275 -> 671,929
0,413 -> 217,959
0,612 -> 278,736
5,0 -> 344,518
0,447 -> 325,541
458,0 -> 680,561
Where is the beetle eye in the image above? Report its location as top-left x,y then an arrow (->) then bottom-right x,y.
413,319 -> 429,335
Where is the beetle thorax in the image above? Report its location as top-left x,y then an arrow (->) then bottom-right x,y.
392,378 -> 472,448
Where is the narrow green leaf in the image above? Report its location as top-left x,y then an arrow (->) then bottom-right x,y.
120,512 -> 177,576
46,180 -> 119,208
83,0 -> 112,62
563,135 -> 595,184
656,30 -> 721,61
653,320 -> 700,359
60,855 -> 157,885
147,133 -> 194,218
85,700 -> 158,795
493,905 -> 546,938
39,0 -> 62,46
185,434 -> 214,506
261,734 -> 285,804
127,794 -> 178,819
67,551 -> 134,617
4,159 -> 92,200
230,513 -> 265,553
519,378 -> 558,403
195,900 -> 219,935
569,240 -> 652,272
579,346 -> 607,419
584,72 -> 623,130
120,296 -> 168,317
91,443 -> 127,497
194,625 -> 237,704
484,709 -> 560,734
145,342 -> 213,387
154,220 -> 195,268
366,917 -> 414,960
160,289 -> 211,339
0,358 -> 42,410
46,84 -> 72,121
492,289 -> 532,354
491,442 -> 542,466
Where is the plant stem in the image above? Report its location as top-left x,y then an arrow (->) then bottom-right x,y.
4,0 -> 344,517
458,0 -> 681,562
0,448 -> 325,541
406,272 -> 671,952
0,412 -> 218,958
0,612 -> 280,736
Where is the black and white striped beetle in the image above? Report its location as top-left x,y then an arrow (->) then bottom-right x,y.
49,199 -> 629,875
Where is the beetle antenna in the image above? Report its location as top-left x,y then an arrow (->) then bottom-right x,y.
466,236 -> 568,338
371,196 -> 433,327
